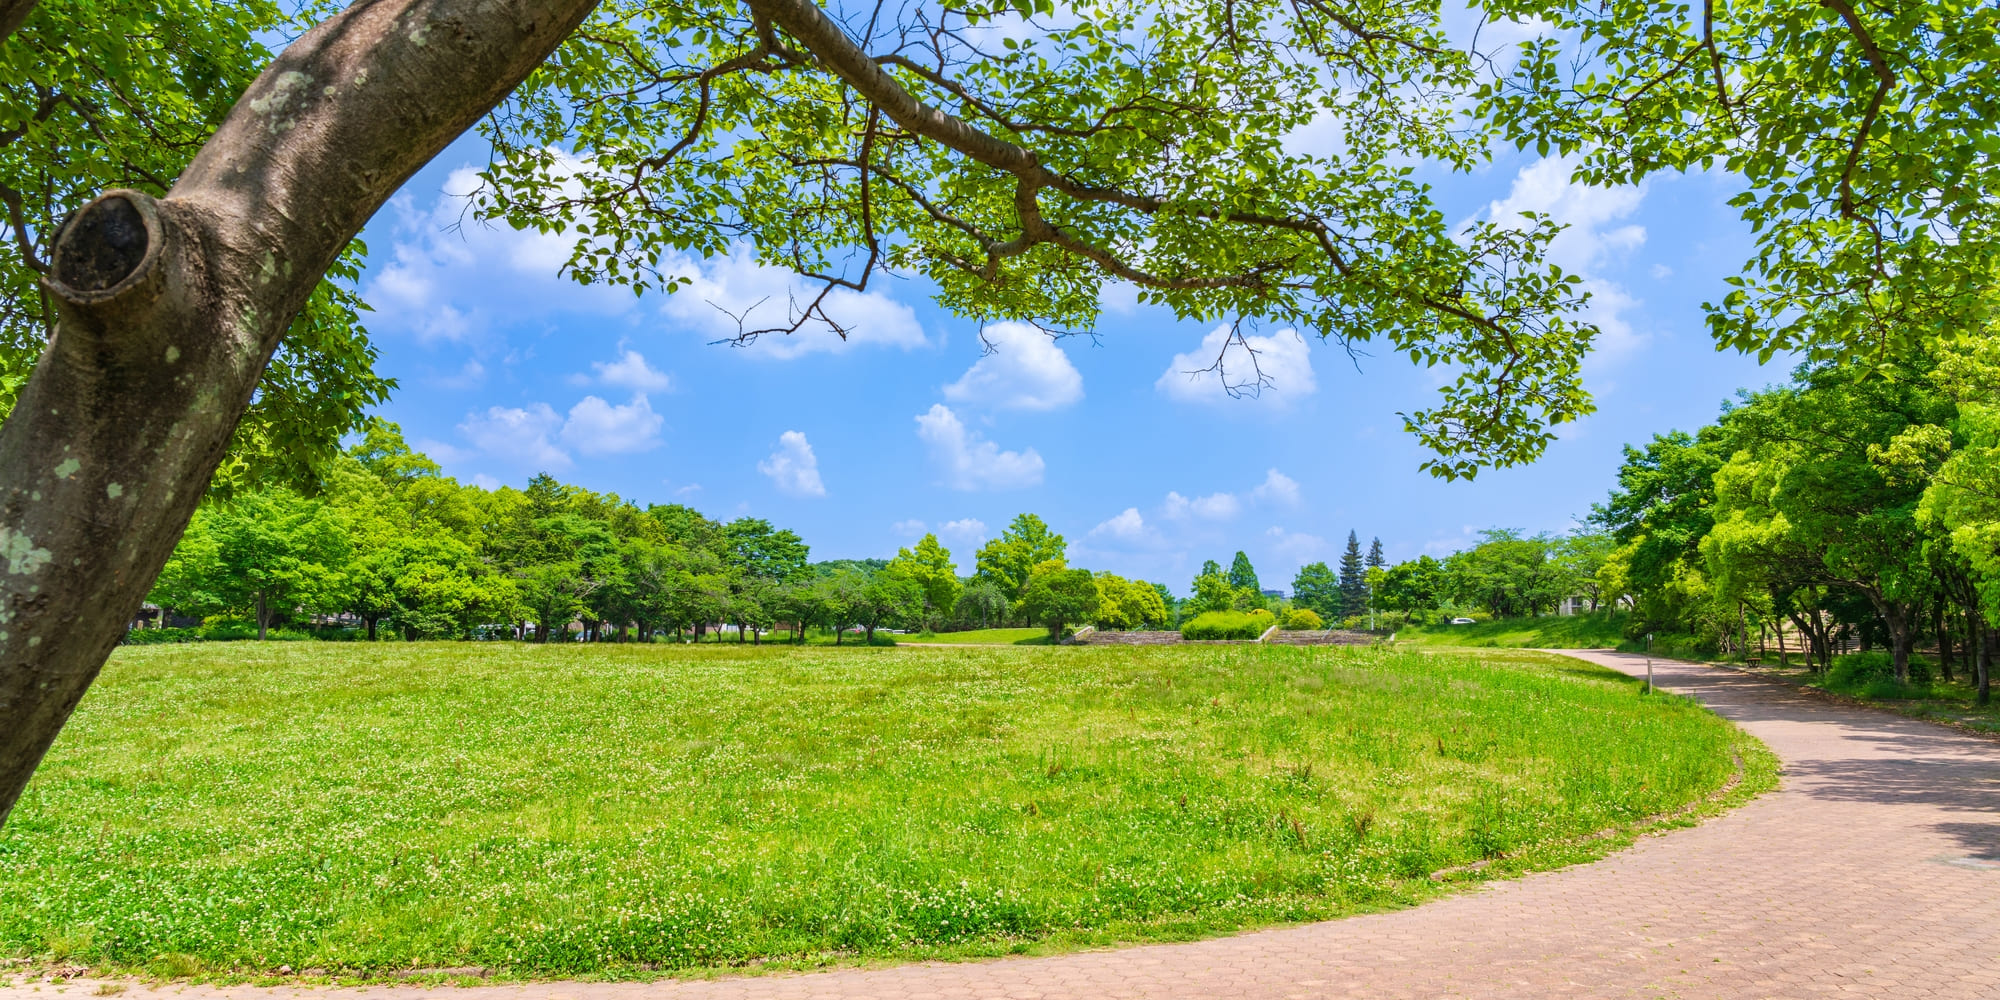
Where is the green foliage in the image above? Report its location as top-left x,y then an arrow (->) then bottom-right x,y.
1478,0 -> 2000,373
1280,608 -> 1324,631
1091,572 -> 1169,631
974,515 -> 1067,602
888,534 -> 963,623
482,0 -> 1605,478
0,643 -> 1763,977
1018,565 -> 1101,641
1179,610 -> 1270,640
1226,552 -> 1260,594
0,1 -> 390,494
1393,611 -> 1628,650
1290,562 -> 1340,621
1338,532 -> 1368,617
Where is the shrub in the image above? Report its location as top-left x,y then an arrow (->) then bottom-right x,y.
1180,610 -> 1271,640
122,627 -> 203,645
1281,608 -> 1323,630
1827,650 -> 1932,692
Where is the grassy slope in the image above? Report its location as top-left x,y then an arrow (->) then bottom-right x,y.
1,642 -> 1768,981
1392,611 -> 1629,649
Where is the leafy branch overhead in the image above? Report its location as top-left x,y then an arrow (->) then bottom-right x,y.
481,0 -> 1598,478
1477,0 -> 2000,365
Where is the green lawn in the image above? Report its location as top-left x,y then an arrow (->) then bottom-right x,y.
1392,611 -> 1629,649
1,641 -> 1769,981
901,628 -> 1051,645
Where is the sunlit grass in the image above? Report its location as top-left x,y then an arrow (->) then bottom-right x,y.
0,642 -> 1768,981
1391,611 -> 1629,649
902,628 -> 1050,645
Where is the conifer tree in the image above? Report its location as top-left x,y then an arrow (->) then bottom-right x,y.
1227,551 -> 1261,594
1338,531 -> 1368,618
1367,537 -> 1386,570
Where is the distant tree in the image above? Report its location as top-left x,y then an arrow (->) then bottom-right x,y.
1200,558 -> 1223,578
1092,573 -> 1170,630
1338,531 -> 1368,618
974,514 -> 1067,602
152,489 -> 352,640
854,572 -> 924,643
1367,537 -> 1385,571
1187,569 -> 1236,617
889,534 -> 963,625
1149,582 -> 1180,627
723,517 -> 810,583
1291,561 -> 1340,622
1020,565 -> 1103,642
1377,555 -> 1447,624
953,578 -> 1011,630
1227,551 -> 1261,594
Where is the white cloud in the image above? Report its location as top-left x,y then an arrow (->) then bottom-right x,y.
660,245 -> 926,359
1480,155 -> 1650,367
757,430 -> 827,498
1090,507 -> 1149,541
460,403 -> 569,469
562,394 -> 664,456
914,404 -> 1045,491
588,350 -> 672,392
893,519 -> 928,537
1163,490 -> 1241,521
1156,325 -> 1317,404
471,473 -> 501,490
458,393 -> 663,469
942,321 -> 1084,411
364,162 -> 632,346
1265,526 -> 1327,558
1250,468 -> 1301,507
938,518 -> 988,543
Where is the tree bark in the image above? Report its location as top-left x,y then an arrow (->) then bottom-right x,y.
0,0 -> 36,48
0,0 -> 597,826
1981,627 -> 1994,706
255,589 -> 268,641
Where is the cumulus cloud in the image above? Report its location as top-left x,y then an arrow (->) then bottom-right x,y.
938,518 -> 988,543
1250,468 -> 1301,507
586,349 -> 672,392
757,430 -> 827,498
1265,526 -> 1327,558
563,395 -> 664,456
942,321 -> 1084,411
660,245 -> 926,358
915,404 -> 1045,491
458,393 -> 663,469
1479,154 -> 1650,367
1089,507 -> 1149,542
364,163 -> 632,346
1163,490 -> 1241,521
893,519 -> 928,536
1156,326 -> 1317,404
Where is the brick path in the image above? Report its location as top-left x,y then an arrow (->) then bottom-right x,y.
14,650 -> 2000,999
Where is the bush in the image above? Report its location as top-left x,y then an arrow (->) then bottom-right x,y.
122,627 -> 203,645
1281,608 -> 1323,630
1827,650 -> 1932,692
1180,610 -> 1272,640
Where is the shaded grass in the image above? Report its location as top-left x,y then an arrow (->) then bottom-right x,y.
0,643 -> 1768,982
1392,611 -> 1628,649
1730,653 -> 2000,735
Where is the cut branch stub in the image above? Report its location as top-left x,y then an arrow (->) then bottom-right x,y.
45,189 -> 163,306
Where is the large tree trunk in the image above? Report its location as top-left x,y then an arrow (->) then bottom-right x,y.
0,0 -> 598,826
1980,628 -> 1994,707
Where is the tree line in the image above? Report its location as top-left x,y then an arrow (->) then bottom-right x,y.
1586,344 -> 2000,701
143,423 -> 1188,644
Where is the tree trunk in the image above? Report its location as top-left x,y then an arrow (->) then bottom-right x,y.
255,589 -> 269,641
1936,601 -> 1955,682
0,0 -> 598,826
1979,627 -> 1994,706
364,615 -> 378,641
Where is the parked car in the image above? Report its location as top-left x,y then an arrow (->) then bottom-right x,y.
1449,617 -> 1476,625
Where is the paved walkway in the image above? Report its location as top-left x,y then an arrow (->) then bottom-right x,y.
14,650 -> 2000,999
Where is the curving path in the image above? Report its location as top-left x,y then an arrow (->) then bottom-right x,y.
15,650 -> 2000,999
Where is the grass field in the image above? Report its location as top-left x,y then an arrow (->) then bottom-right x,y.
901,628 -> 1051,645
1391,611 -> 1629,649
0,642 -> 1769,982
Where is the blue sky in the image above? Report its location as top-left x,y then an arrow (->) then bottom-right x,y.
351,133 -> 1776,591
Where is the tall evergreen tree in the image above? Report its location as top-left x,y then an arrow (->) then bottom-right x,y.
1338,531 -> 1368,618
1367,537 -> 1385,570
1227,551 -> 1261,593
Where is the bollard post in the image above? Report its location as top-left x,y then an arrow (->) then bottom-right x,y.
1646,658 -> 1653,695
